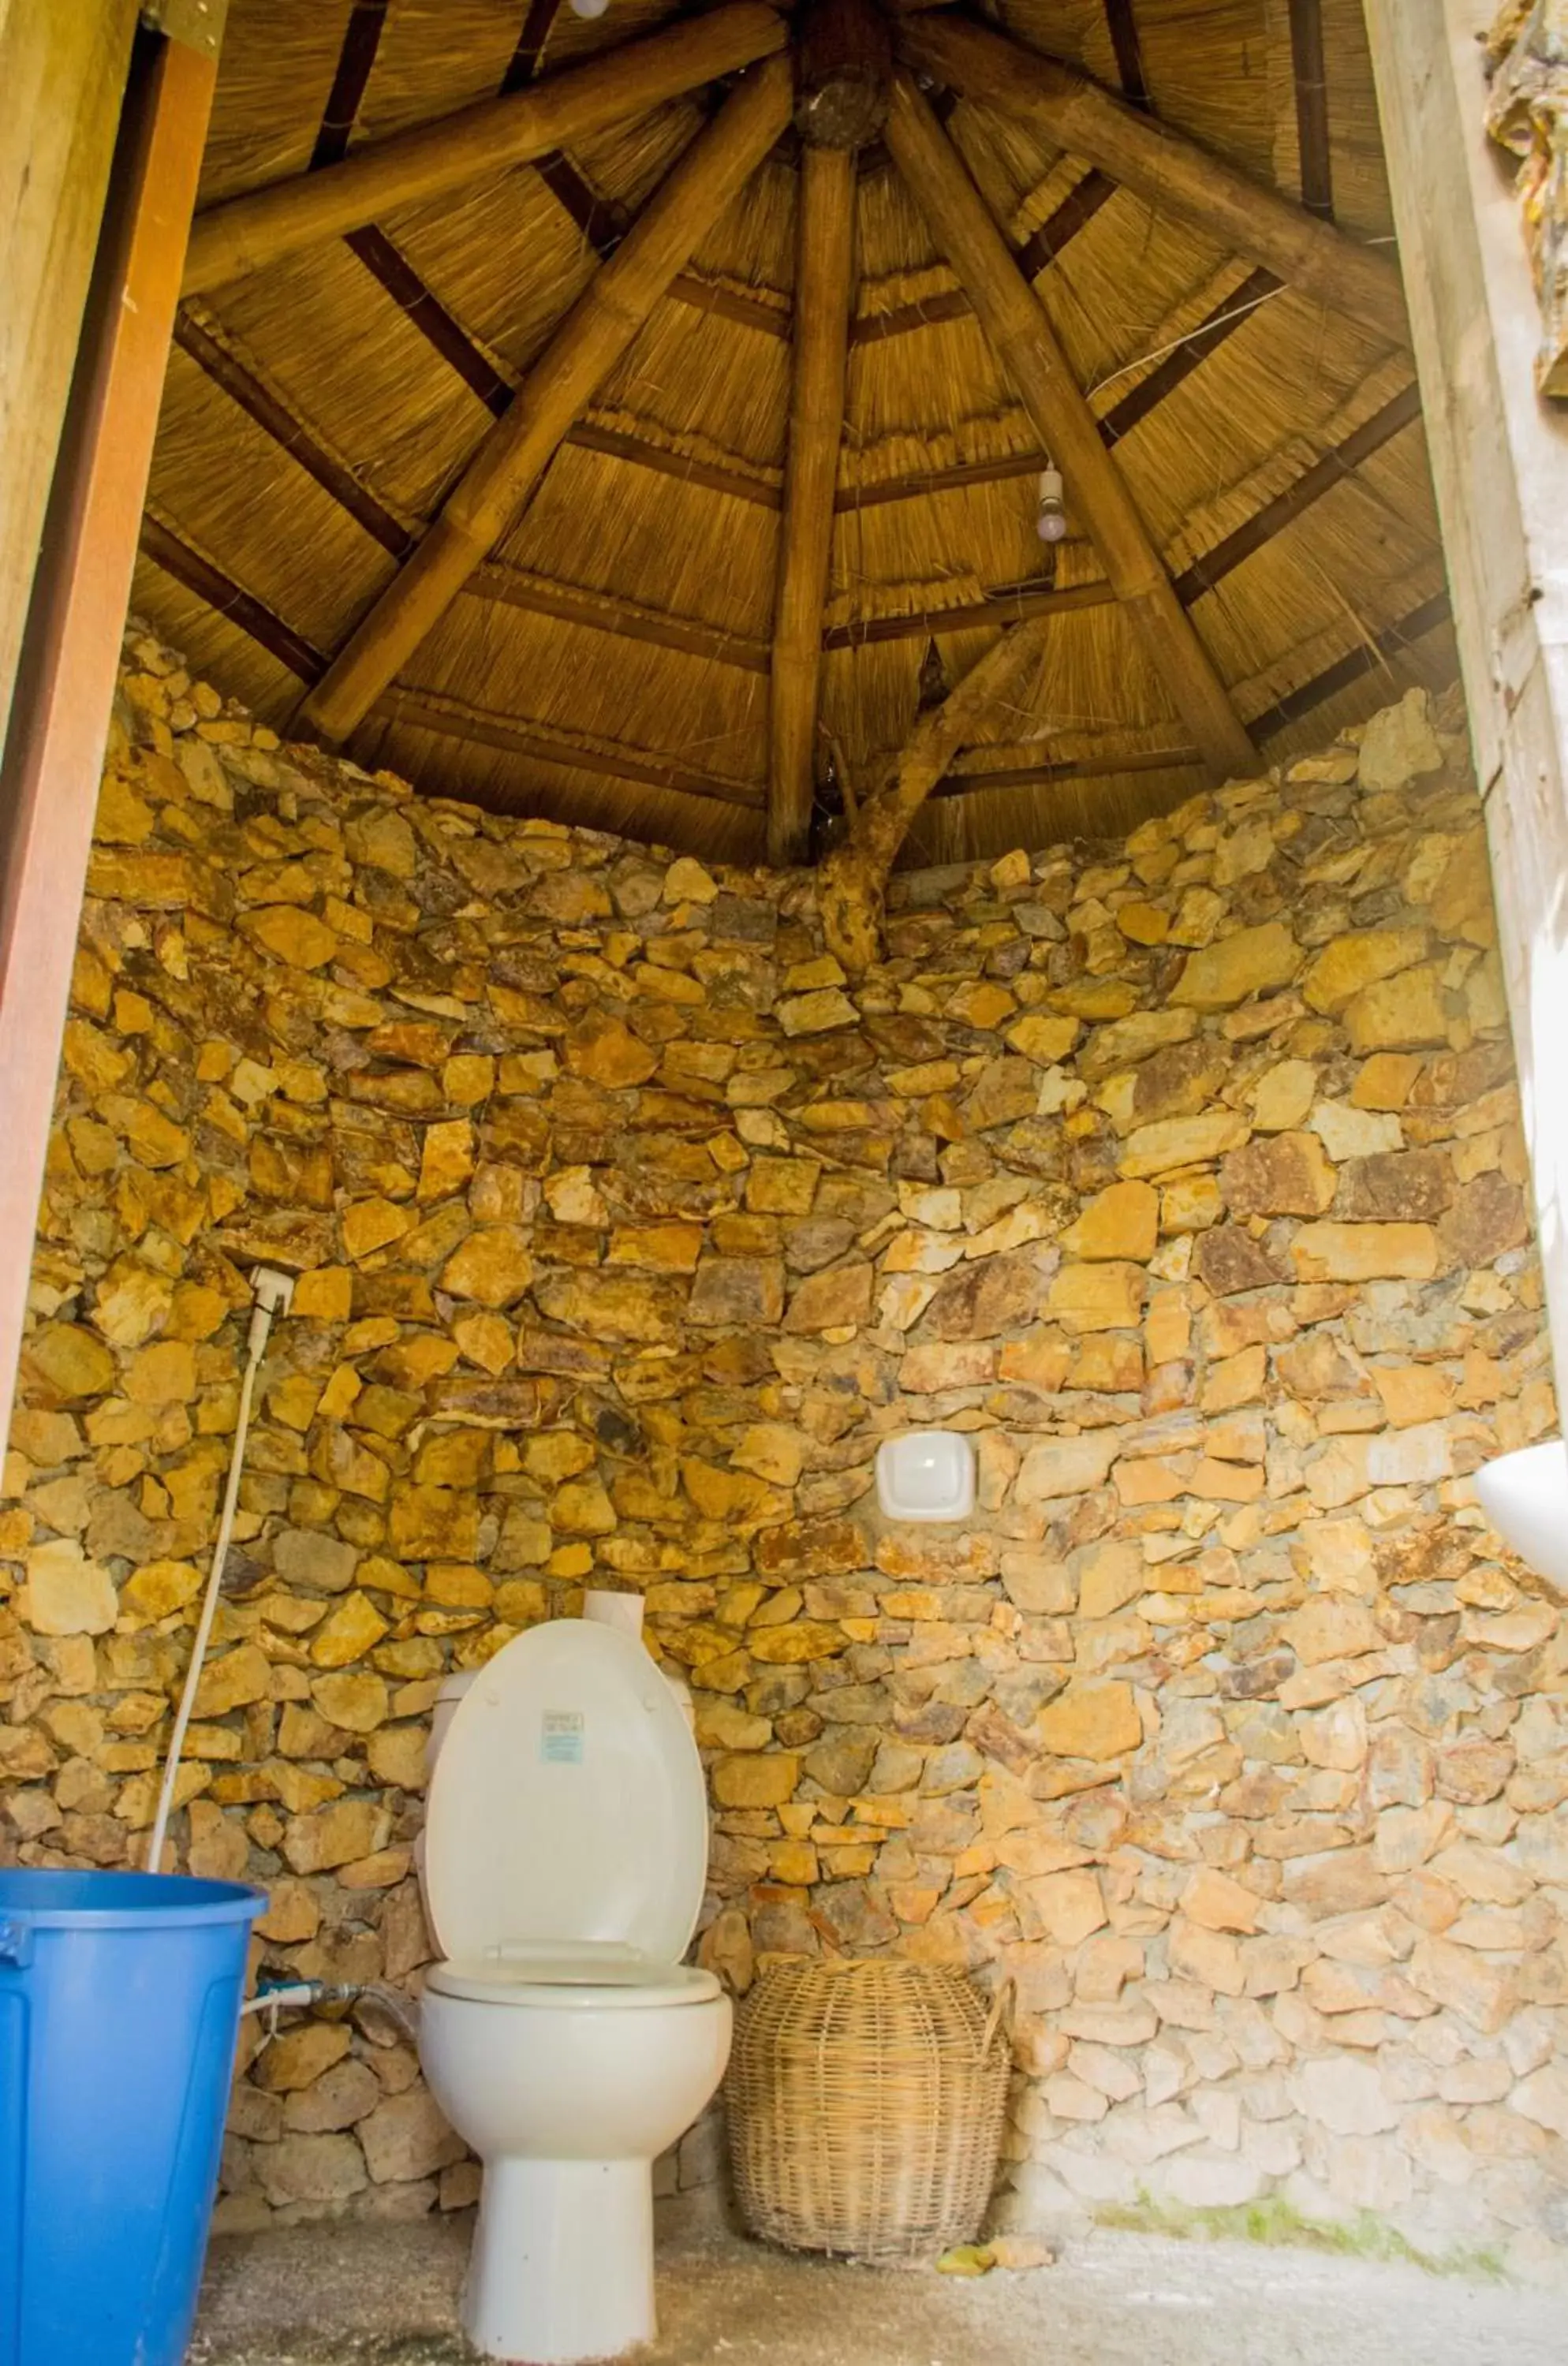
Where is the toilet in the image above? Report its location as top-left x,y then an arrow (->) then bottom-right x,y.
417,1618 -> 732,2365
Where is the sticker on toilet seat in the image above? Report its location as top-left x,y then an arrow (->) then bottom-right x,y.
540,1711 -> 585,1764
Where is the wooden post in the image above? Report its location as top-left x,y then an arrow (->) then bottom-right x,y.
1365,0 -> 1568,1413
769,144 -> 856,868
297,58 -> 792,749
0,27 -> 218,1451
182,2 -> 787,294
884,71 -> 1256,785
898,14 -> 1411,352
0,0 -> 140,774
794,0 -> 892,149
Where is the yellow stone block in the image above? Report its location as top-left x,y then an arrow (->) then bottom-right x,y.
309,1592 -> 391,1668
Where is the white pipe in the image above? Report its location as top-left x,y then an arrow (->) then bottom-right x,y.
239,1982 -> 321,2017
146,1280 -> 285,1871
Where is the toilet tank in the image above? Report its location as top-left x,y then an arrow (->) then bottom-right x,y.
427,1668 -> 480,1781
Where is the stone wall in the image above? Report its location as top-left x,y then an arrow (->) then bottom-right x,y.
2,622 -> 1565,2265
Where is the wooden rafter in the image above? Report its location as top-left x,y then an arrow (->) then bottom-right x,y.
295,58 -> 793,747
1247,588 -> 1451,741
1103,0 -> 1151,109
141,515 -> 327,681
472,562 -> 771,673
825,579 -> 1114,651
562,423 -> 780,507
182,3 -> 788,293
1287,0 -> 1334,222
1100,264 -> 1280,444
312,1 -> 390,168
503,0 -> 566,91
349,228 -> 515,414
934,745 -> 1203,797
1171,381 -> 1423,603
173,306 -> 414,556
898,14 -> 1409,350
883,70 -> 1256,782
849,166 -> 1115,345
770,143 -> 856,865
375,690 -> 763,808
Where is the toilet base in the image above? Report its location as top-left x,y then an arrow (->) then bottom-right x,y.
464,2155 -> 655,2364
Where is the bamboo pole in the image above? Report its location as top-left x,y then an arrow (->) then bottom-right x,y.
182,2 -> 788,294
769,144 -> 855,867
296,58 -> 793,748
883,71 -> 1256,784
898,14 -> 1410,352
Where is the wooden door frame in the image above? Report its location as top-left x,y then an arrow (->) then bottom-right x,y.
0,20 -> 218,1447
1365,0 -> 1568,1420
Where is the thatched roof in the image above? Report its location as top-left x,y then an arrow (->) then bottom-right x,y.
135,0 -> 1453,870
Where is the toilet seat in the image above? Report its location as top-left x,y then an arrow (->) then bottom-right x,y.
425,1956 -> 721,2009
424,1619 -> 710,1972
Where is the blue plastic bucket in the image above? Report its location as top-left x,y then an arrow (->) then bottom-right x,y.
0,1870 -> 263,2366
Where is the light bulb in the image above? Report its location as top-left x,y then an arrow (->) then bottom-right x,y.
569,0 -> 610,17
1036,465 -> 1066,543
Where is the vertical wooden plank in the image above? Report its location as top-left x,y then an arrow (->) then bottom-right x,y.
1365,0 -> 1568,1412
769,143 -> 855,868
0,0 -> 140,771
0,30 -> 218,1448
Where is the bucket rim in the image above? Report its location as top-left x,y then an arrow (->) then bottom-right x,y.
0,1870 -> 265,1928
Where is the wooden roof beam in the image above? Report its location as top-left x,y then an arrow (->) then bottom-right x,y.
823,577 -> 1113,649
770,143 -> 856,865
897,14 -> 1409,351
140,515 -> 327,683
182,2 -> 788,293
472,562 -> 771,672
1287,0 -> 1334,222
883,71 -> 1256,782
294,58 -> 792,748
173,306 -> 414,556
375,689 -> 763,808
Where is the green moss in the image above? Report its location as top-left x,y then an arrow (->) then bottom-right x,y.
1093,2190 -> 1506,2282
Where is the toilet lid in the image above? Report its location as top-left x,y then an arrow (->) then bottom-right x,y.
424,1620 -> 709,1969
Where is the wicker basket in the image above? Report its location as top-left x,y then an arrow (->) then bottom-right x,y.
725,1959 -> 1011,2265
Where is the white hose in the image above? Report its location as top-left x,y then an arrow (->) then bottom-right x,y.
145,1293 -> 276,1872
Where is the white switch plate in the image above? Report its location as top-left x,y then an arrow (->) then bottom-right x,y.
875,1431 -> 975,1523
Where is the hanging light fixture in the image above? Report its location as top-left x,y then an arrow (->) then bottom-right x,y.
1036,464 -> 1067,543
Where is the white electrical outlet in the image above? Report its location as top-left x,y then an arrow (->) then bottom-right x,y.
251,1267 -> 296,1319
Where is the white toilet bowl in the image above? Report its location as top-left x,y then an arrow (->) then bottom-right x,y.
416,1620 -> 730,2364
421,1965 -> 730,2362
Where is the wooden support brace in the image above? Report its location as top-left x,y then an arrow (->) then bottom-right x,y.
769,144 -> 856,866
883,70 -> 1256,785
898,13 -> 1409,351
817,610 -> 1055,972
182,2 -> 788,293
295,58 -> 793,748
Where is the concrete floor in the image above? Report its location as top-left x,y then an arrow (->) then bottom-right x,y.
189,2213 -> 1568,2366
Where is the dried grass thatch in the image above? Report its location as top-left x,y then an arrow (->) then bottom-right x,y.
137,0 -> 1450,869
